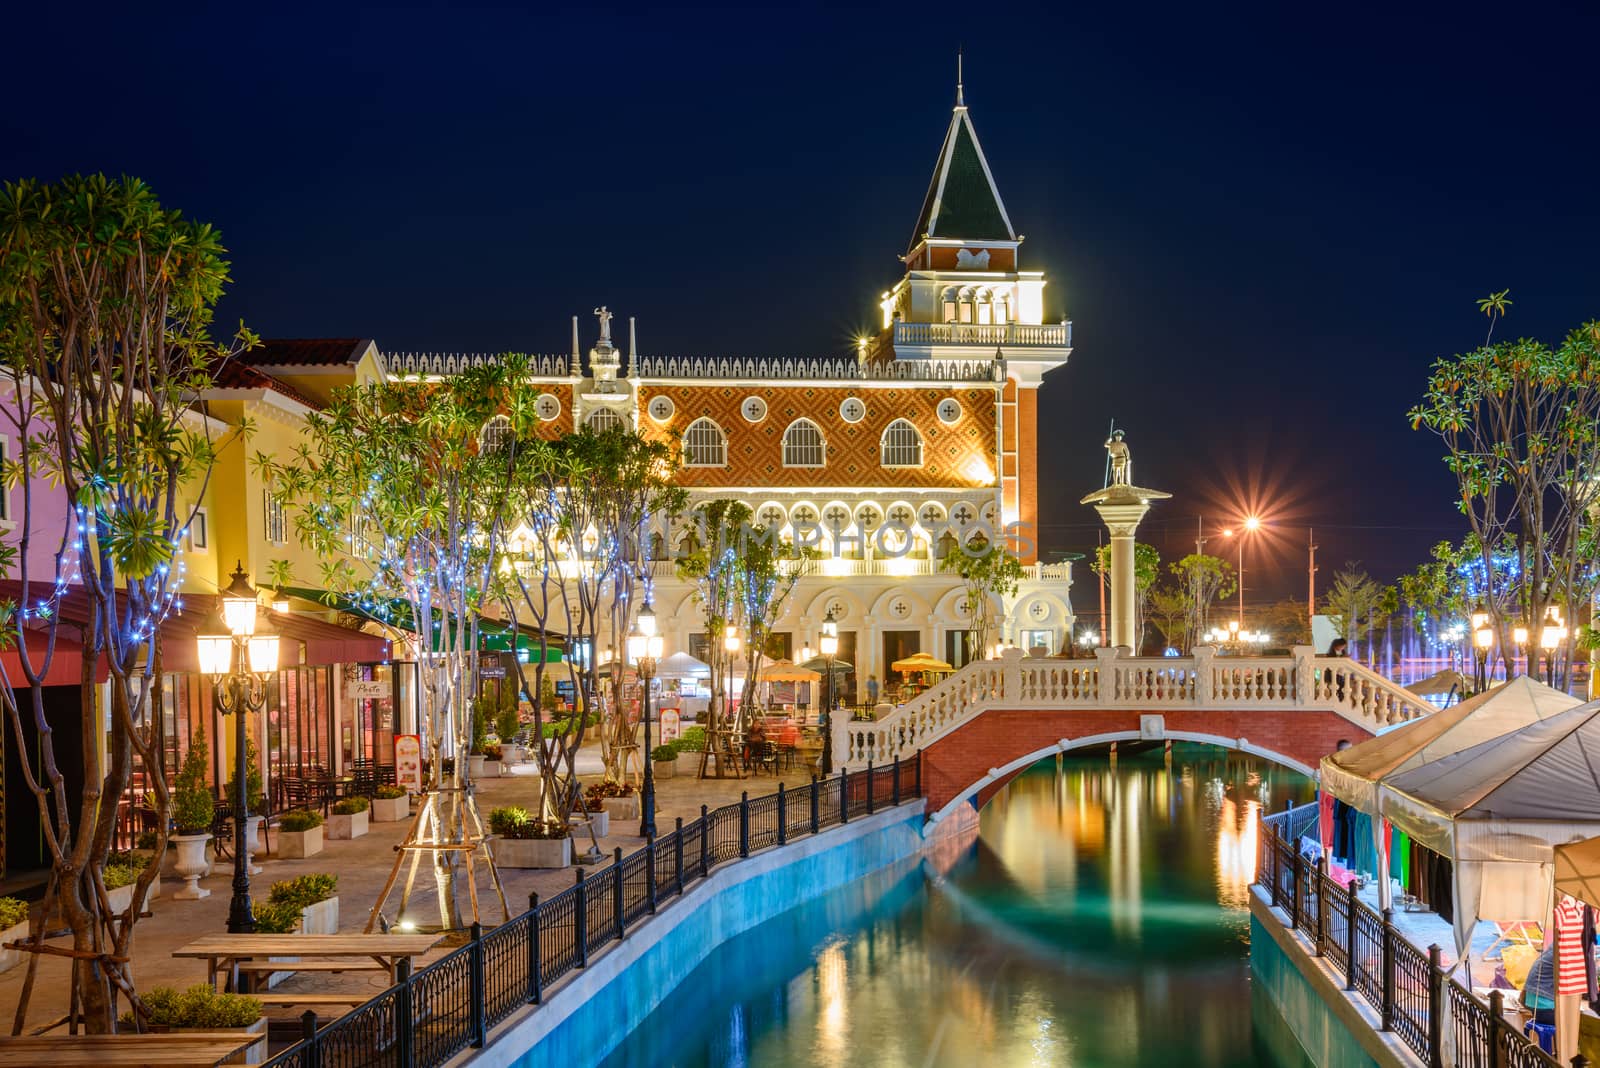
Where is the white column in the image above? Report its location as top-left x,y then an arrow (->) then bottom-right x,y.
1093,500 -> 1152,650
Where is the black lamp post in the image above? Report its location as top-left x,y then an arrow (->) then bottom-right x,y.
628,601 -> 664,838
198,562 -> 280,936
820,607 -> 838,775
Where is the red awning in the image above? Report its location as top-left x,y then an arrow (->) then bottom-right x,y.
0,582 -> 391,678
0,629 -> 107,687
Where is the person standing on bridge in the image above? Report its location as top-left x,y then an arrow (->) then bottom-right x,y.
1324,638 -> 1349,701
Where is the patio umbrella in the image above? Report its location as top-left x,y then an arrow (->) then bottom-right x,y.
797,655 -> 853,675
892,652 -> 953,673
757,658 -> 820,682
657,651 -> 711,679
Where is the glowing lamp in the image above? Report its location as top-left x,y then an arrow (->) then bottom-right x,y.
724,626 -> 741,654
220,561 -> 260,636
1513,625 -> 1529,646
196,610 -> 234,676
1470,603 -> 1490,632
1243,516 -> 1261,532
1474,625 -> 1494,651
247,618 -> 281,674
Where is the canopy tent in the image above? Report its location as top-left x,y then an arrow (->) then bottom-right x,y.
891,652 -> 954,673
1406,669 -> 1469,698
1322,676 -> 1580,815
1554,837 -> 1600,911
1379,700 -> 1600,964
757,658 -> 820,682
656,651 -> 711,679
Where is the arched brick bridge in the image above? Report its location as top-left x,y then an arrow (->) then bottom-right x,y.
833,646 -> 1432,826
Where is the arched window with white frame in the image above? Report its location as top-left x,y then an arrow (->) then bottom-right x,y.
880,419 -> 923,468
586,408 -> 624,432
782,418 -> 825,467
682,417 -> 726,467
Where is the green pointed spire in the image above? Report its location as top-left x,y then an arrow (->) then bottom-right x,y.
908,102 -> 1016,254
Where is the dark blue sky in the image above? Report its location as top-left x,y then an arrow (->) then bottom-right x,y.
7,3 -> 1599,599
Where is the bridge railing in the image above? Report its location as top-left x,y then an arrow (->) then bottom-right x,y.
1256,820 -> 1579,1068
836,646 -> 1431,768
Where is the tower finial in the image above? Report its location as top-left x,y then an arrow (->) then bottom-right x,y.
956,49 -> 964,107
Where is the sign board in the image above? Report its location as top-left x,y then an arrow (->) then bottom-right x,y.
659,708 -> 681,743
480,664 -> 506,679
394,734 -> 423,793
348,680 -> 389,700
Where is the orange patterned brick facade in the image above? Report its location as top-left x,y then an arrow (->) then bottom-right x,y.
636,384 -> 998,489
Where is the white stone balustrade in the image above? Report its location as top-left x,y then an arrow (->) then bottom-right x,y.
835,645 -> 1431,768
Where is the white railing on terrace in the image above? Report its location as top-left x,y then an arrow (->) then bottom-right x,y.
835,646 -> 1430,767
645,558 -> 1070,581
635,355 -> 1000,382
385,352 -> 573,377
892,321 -> 1072,348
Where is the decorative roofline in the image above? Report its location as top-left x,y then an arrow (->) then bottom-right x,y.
382,350 -> 1002,384
385,352 -> 574,378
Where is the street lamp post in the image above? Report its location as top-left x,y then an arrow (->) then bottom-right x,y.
627,601 -> 665,839
1471,604 -> 1492,692
1539,607 -> 1567,689
197,562 -> 280,936
820,608 -> 838,775
1223,517 -> 1260,629
1513,625 -> 1530,679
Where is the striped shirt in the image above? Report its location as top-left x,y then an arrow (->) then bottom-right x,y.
1555,894 -> 1587,996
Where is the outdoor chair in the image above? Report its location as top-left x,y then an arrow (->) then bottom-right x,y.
755,741 -> 780,775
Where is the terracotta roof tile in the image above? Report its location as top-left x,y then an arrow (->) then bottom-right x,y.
210,360 -> 321,408
251,338 -> 370,367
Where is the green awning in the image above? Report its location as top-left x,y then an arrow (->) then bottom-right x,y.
283,587 -> 563,656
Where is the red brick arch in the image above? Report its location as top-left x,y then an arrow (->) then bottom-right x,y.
911,707 -> 1371,824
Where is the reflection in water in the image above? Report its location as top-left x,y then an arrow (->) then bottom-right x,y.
598,743 -> 1316,1067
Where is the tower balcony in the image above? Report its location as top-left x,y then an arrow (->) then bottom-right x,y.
893,320 -> 1071,349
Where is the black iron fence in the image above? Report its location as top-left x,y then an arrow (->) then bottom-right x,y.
262,757 -> 921,1067
1259,820 -> 1590,1068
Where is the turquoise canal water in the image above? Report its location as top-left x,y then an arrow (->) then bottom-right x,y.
598,743 -> 1317,1067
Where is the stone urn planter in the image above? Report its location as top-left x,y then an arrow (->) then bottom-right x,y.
267,895 -> 340,987
171,833 -> 212,900
371,794 -> 410,823
653,757 -> 676,779
502,743 -> 523,765
468,754 -> 487,779
0,916 -> 31,975
601,795 -> 640,822
162,1019 -> 268,1065
571,810 -> 608,838
277,825 -> 323,860
491,835 -> 572,869
242,815 -> 264,875
327,809 -> 368,840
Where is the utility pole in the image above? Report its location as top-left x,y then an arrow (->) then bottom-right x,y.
1308,527 -> 1319,642
1194,514 -> 1207,557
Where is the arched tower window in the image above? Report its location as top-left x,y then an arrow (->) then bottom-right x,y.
586,408 -> 624,432
782,419 -> 825,467
478,414 -> 512,453
881,420 -> 924,467
682,418 -> 726,467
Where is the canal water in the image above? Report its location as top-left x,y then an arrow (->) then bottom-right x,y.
600,743 -> 1317,1067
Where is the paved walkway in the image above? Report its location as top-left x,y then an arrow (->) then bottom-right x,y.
0,750 -> 803,1036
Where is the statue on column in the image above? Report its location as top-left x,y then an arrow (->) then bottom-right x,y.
1105,429 -> 1132,487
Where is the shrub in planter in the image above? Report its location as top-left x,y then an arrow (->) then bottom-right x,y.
276,809 -> 324,859
0,897 -> 31,975
123,984 -> 266,1063
489,808 -> 571,868
370,784 -> 410,823
651,743 -> 677,779
103,856 -> 159,916
480,742 -> 504,777
327,796 -> 369,840
585,780 -> 638,820
256,874 -> 339,985
171,729 -> 215,899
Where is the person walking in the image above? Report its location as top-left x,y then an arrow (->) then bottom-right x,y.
866,674 -> 879,705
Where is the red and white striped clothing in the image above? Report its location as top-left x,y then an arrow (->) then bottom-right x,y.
1554,893 -> 1587,996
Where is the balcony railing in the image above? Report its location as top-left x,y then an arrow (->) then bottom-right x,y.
645,558 -> 1070,582
384,352 -> 574,378
892,321 -> 1072,348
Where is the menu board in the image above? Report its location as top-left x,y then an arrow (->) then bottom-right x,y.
394,734 -> 423,793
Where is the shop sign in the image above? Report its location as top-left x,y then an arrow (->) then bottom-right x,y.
395,734 -> 423,793
348,680 -> 388,699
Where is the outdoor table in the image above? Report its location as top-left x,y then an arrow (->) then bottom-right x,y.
174,933 -> 441,993
0,1031 -> 264,1066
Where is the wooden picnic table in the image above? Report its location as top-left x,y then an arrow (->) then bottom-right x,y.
173,933 -> 441,993
0,1031 -> 264,1066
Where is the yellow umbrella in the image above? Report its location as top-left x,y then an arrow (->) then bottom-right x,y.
892,652 -> 954,673
757,658 -> 821,682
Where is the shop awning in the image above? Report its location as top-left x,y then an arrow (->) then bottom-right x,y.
283,586 -> 561,656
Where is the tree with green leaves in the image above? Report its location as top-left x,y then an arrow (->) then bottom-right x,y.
676,499 -> 753,773
0,175 -> 252,1030
730,519 -> 810,730
1322,565 -> 1393,665
263,359 -> 524,929
1168,553 -> 1235,649
1410,298 -> 1600,689
1090,543 -> 1162,652
1146,584 -> 1192,652
943,531 -> 1026,660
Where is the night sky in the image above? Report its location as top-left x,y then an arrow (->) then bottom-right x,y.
7,3 -> 1599,601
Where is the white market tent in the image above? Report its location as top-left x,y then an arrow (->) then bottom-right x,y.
1321,676 -> 1580,815
657,652 -> 712,679
1406,668 -> 1469,698
1554,837 -> 1600,911
1378,700 -> 1600,962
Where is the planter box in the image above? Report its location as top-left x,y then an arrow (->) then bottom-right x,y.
277,826 -> 323,859
652,758 -> 676,779
326,810 -> 368,840
602,795 -> 640,821
675,753 -> 702,776
0,919 -> 30,975
571,810 -> 608,838
492,836 -> 571,869
161,1018 -> 267,1065
107,876 -> 159,917
482,760 -> 503,778
370,795 -> 410,823
267,896 -> 340,987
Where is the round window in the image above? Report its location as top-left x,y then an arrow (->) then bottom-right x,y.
647,395 -> 675,422
839,396 -> 866,423
535,393 -> 562,422
741,396 -> 768,423
937,398 -> 962,424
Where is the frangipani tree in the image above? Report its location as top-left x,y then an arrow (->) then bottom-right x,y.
262,359 -> 524,929
943,531 -> 1026,660
0,176 -> 252,1030
676,500 -> 751,773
